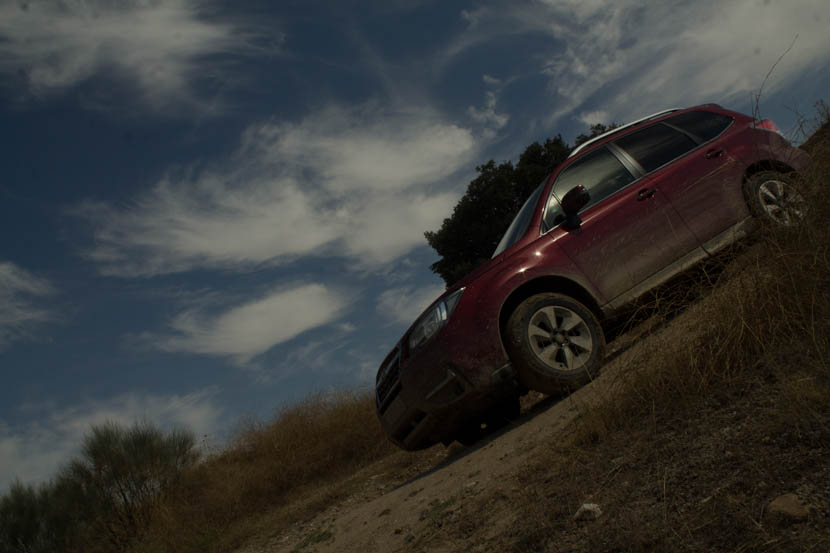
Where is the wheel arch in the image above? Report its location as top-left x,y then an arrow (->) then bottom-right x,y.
498,276 -> 603,347
742,160 -> 797,182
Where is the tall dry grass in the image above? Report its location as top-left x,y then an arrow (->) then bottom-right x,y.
129,111 -> 830,553
575,123 -> 830,443
128,390 -> 395,553
506,111 -> 830,553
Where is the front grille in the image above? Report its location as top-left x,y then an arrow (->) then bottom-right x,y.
376,345 -> 401,414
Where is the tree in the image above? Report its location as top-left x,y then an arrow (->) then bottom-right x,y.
425,136 -> 570,286
425,126 -> 615,286
0,421 -> 199,553
63,421 -> 200,551
425,160 -> 517,286
0,481 -> 43,553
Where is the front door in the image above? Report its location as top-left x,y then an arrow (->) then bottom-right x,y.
542,146 -> 699,305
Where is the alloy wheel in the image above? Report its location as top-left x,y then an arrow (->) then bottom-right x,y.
527,305 -> 593,371
757,178 -> 804,225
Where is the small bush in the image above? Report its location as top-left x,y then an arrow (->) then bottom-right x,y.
0,421 -> 199,553
132,390 -> 394,553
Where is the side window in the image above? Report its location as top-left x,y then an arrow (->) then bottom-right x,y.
665,111 -> 732,142
543,147 -> 635,229
614,124 -> 697,173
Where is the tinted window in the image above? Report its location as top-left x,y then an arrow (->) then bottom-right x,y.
614,124 -> 697,173
493,181 -> 545,257
543,147 -> 635,229
666,111 -> 732,142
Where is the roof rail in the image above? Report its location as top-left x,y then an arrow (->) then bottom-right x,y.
568,108 -> 682,158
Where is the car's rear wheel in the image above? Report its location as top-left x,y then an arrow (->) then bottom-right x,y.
505,293 -> 605,395
744,170 -> 805,226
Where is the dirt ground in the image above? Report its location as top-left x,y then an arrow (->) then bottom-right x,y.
233,291 -> 830,553
220,116 -> 830,553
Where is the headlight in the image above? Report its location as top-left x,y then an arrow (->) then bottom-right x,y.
408,288 -> 465,352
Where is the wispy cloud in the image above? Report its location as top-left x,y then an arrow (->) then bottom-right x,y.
76,103 -> 477,275
0,0 -> 266,111
443,1 -> 830,128
0,388 -> 224,489
0,262 -> 57,351
532,0 -> 830,123
468,90 -> 510,139
150,283 -> 350,365
578,110 -> 610,127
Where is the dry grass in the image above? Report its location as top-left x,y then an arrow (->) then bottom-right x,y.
580,118 -> 830,443
125,110 -> 830,553
127,390 -> 397,553
504,112 -> 830,552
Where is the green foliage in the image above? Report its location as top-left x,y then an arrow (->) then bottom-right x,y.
66,421 -> 200,550
425,134 -> 575,286
425,159 -> 518,286
573,122 -> 618,148
0,481 -> 43,553
426,124 -> 619,286
0,421 -> 199,553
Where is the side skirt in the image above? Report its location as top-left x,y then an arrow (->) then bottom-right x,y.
602,217 -> 756,313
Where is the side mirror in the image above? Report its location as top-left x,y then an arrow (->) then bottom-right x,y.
560,185 -> 590,229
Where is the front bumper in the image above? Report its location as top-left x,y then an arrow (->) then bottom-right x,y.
375,339 -> 519,450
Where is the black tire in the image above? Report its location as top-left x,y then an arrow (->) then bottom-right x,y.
455,397 -> 520,447
505,293 -> 605,395
485,395 -> 521,431
743,170 -> 805,226
455,422 -> 484,447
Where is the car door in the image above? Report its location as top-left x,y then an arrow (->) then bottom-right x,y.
613,112 -> 747,246
542,146 -> 700,305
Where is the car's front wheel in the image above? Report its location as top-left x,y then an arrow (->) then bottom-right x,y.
505,293 -> 605,395
744,170 -> 805,226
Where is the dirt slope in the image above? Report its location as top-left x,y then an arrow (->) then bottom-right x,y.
236,316 -> 689,553
223,119 -> 830,553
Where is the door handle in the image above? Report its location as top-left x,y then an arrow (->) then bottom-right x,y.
637,187 -> 655,201
705,148 -> 725,159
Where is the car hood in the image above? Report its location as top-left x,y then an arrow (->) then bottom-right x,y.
453,254 -> 504,290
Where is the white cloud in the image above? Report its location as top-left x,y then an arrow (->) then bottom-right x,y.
75,176 -> 339,276
460,7 -> 488,28
443,1 -> 830,129
376,283 -> 446,324
153,283 -> 350,364
0,262 -> 57,351
241,104 -> 476,194
578,109 -> 610,127
0,0 -> 261,110
468,91 -> 510,138
77,103 -> 477,275
530,0 -> 830,124
482,74 -> 502,86
0,388 -> 223,489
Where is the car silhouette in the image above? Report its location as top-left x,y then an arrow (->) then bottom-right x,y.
375,104 -> 811,450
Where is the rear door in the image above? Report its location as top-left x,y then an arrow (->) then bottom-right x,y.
542,146 -> 700,304
613,112 -> 748,246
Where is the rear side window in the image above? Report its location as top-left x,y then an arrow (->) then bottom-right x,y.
544,147 -> 635,229
614,124 -> 697,173
666,111 -> 732,142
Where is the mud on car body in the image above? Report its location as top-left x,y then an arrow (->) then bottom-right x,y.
376,104 -> 811,451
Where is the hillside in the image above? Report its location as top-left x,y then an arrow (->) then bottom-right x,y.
221,118 -> 830,552
98,111 -> 830,553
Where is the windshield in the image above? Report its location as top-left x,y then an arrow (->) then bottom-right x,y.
492,180 -> 545,257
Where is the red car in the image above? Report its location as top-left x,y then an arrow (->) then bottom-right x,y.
376,104 -> 810,450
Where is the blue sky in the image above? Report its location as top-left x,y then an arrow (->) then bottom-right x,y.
1,0 -> 829,488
